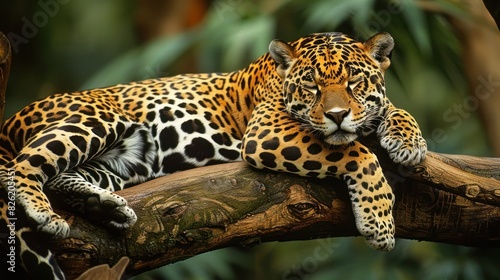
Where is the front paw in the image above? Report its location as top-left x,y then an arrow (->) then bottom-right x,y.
345,173 -> 396,252
27,208 -> 71,239
380,133 -> 427,166
378,112 -> 427,166
16,192 -> 70,239
356,209 -> 395,252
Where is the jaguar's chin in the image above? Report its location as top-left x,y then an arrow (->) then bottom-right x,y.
322,130 -> 358,146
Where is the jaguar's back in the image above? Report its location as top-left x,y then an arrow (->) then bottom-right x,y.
0,73 -> 251,179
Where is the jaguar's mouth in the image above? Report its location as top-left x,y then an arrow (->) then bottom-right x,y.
321,130 -> 358,145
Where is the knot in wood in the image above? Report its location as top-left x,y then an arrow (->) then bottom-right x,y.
287,202 -> 318,219
163,203 -> 187,217
285,184 -> 320,219
253,180 -> 266,191
494,189 -> 500,197
416,189 -> 435,208
397,164 -> 423,177
229,178 -> 238,186
465,184 -> 480,198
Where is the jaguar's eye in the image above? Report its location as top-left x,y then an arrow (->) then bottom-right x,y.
347,77 -> 362,90
303,84 -> 320,95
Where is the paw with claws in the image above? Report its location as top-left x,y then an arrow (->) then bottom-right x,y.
378,108 -> 427,166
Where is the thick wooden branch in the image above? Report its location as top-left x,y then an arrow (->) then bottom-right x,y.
50,144 -> 500,279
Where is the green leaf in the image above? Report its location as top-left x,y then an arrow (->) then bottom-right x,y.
82,32 -> 197,89
304,0 -> 374,30
399,0 -> 431,54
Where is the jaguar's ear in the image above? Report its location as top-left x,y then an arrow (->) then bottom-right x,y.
269,39 -> 297,78
363,32 -> 394,72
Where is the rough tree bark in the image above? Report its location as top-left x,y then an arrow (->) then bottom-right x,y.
50,139 -> 500,279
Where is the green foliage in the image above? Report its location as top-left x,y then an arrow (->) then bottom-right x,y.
133,249 -> 249,280
82,32 -> 197,88
3,0 -> 498,279
210,239 -> 500,280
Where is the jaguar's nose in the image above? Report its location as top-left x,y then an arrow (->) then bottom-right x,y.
325,109 -> 350,125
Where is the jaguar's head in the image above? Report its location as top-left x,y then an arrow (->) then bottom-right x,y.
269,32 -> 394,145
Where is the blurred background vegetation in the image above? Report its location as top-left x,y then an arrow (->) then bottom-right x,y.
2,0 -> 500,279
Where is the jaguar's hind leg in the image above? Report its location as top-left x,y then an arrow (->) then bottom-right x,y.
44,122 -> 157,230
45,169 -> 137,230
0,120 -> 154,238
0,191 -> 66,280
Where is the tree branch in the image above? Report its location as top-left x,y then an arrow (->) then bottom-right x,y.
50,141 -> 500,279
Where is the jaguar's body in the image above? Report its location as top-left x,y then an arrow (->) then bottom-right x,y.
0,32 -> 426,279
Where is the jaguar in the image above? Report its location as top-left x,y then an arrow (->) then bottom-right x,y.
0,32 -> 426,279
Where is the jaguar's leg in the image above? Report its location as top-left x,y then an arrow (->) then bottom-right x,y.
45,122 -> 156,230
343,162 -> 394,251
0,157 -> 71,239
242,104 -> 395,251
0,121 -> 152,239
0,143 -> 12,166
45,169 -> 137,230
17,227 -> 66,280
1,189 -> 65,280
378,102 -> 427,166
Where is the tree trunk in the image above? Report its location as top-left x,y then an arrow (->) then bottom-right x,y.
0,32 -> 11,125
51,140 -> 500,279
450,0 -> 500,156
419,0 -> 500,156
